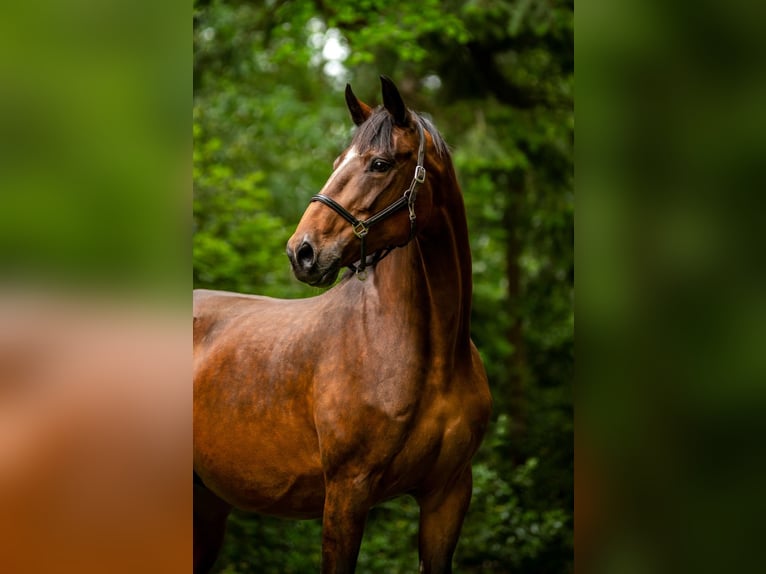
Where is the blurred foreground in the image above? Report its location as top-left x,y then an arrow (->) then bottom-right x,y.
0,292 -> 190,573
0,1 -> 189,572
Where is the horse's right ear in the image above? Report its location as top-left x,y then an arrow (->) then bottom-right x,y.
345,84 -> 372,126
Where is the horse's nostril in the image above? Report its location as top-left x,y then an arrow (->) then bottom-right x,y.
297,241 -> 315,269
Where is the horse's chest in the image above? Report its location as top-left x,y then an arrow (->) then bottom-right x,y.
312,364 -> 471,468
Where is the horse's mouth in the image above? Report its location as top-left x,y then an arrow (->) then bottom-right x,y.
307,265 -> 340,287
291,258 -> 340,288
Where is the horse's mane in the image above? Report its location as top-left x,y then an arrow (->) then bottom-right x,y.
350,108 -> 450,159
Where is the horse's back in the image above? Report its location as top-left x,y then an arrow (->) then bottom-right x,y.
193,288 -> 274,319
193,288 -> 275,348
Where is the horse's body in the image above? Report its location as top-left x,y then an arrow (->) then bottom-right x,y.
193,77 -> 491,573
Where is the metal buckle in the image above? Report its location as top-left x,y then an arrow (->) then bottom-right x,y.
414,165 -> 426,183
352,222 -> 369,238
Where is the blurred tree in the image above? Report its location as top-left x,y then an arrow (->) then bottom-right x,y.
194,0 -> 572,571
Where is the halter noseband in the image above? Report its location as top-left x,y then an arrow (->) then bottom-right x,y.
310,121 -> 427,280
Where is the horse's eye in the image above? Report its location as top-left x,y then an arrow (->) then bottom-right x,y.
370,158 -> 391,173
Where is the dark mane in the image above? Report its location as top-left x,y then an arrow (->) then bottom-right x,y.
350,108 -> 450,159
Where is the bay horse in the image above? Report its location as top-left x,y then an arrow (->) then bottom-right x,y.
193,76 -> 492,573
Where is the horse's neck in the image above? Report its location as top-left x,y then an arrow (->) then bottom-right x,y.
376,180 -> 474,365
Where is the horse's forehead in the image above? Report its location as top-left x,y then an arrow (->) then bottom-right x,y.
390,126 -> 419,154
344,125 -> 416,160
321,147 -> 361,194
332,146 -> 358,170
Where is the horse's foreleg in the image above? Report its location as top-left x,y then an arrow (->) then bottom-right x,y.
416,466 -> 473,574
193,482 -> 231,574
320,480 -> 370,574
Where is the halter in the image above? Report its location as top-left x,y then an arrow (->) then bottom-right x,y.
310,121 -> 427,280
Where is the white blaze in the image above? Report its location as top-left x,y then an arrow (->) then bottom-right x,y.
319,147 -> 358,195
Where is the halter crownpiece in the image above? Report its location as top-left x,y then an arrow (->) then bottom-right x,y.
310,120 -> 427,280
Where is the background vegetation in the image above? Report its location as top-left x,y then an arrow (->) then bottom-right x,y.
193,0 -> 572,571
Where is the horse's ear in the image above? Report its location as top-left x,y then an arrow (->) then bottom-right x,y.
345,84 -> 372,126
380,75 -> 408,126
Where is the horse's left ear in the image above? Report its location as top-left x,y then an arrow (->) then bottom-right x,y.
380,75 -> 409,126
345,84 -> 372,126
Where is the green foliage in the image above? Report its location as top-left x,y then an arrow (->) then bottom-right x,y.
216,513 -> 322,574
194,0 -> 572,571
460,458 -> 568,572
193,114 -> 299,295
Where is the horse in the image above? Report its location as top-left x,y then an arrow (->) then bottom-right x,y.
193,76 -> 492,574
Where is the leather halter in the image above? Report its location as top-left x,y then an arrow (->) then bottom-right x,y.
310,121 -> 427,280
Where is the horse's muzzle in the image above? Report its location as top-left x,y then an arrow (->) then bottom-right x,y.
286,238 -> 341,287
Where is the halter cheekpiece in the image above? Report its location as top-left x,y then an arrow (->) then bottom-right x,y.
310,121 -> 427,280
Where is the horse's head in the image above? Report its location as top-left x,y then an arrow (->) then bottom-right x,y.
287,76 -> 437,286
